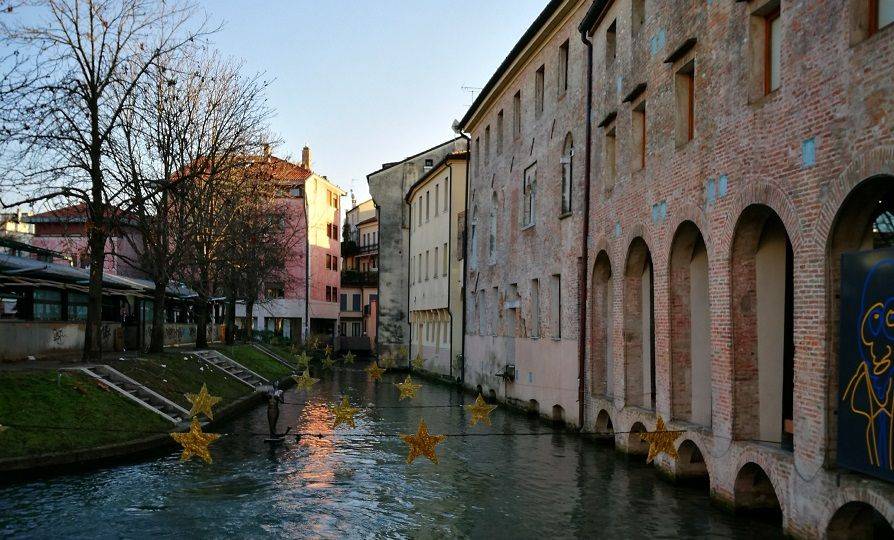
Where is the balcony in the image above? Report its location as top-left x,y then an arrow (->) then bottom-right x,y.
341,270 -> 378,286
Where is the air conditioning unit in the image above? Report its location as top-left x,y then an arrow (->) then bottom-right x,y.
495,364 -> 516,383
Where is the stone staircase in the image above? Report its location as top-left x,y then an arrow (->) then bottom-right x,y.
192,349 -> 268,389
251,343 -> 297,370
67,364 -> 190,424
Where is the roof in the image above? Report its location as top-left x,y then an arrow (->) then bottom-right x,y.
357,216 -> 378,227
366,137 -> 465,179
0,237 -> 69,260
578,0 -> 612,35
458,0 -> 566,130
404,152 -> 469,203
244,155 -> 313,184
26,203 -> 135,225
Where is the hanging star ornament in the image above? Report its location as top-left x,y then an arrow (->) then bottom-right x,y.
322,354 -> 335,369
366,361 -> 385,381
324,345 -> 333,357
411,353 -> 425,370
466,394 -> 497,427
293,370 -> 320,391
395,375 -> 422,400
342,351 -> 356,365
296,352 -> 312,370
379,353 -> 395,368
170,418 -> 220,464
185,383 -> 222,420
401,418 -> 446,464
640,416 -> 682,464
331,396 -> 360,429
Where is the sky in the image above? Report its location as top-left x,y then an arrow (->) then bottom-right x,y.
202,0 -> 546,206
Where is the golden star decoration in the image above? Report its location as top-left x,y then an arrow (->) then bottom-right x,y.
330,396 -> 360,429
640,416 -> 682,464
395,375 -> 422,400
411,353 -> 425,370
342,351 -> 356,365
292,370 -> 320,391
366,361 -> 385,381
324,345 -> 333,357
184,383 -> 222,420
296,352 -> 312,369
170,417 -> 220,464
322,354 -> 335,368
380,353 -> 396,368
401,418 -> 446,464
466,394 -> 497,427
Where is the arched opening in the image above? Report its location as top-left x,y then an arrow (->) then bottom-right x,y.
627,421 -> 649,456
560,133 -> 574,215
528,399 -> 540,416
624,238 -> 655,409
488,388 -> 497,402
730,205 -> 794,450
476,384 -> 483,396
595,409 -> 615,446
552,404 -> 565,425
826,501 -> 894,540
826,176 -> 894,464
669,222 -> 712,428
590,250 -> 613,397
733,462 -> 782,523
675,439 -> 709,485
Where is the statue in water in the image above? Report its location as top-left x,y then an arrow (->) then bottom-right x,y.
266,382 -> 284,438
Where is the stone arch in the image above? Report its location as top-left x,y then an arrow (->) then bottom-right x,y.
590,250 -> 613,397
552,404 -> 565,424
595,409 -> 614,434
668,221 -> 712,428
823,174 -> 894,465
826,501 -> 894,540
730,204 -> 795,449
675,439 -> 709,484
476,384 -> 483,396
718,180 -> 804,259
627,421 -> 649,456
733,462 -> 782,523
528,399 -> 539,416
624,237 -> 655,409
664,202 -> 714,261
488,388 -> 497,402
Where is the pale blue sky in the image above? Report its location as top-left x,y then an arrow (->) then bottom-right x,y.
203,0 -> 545,204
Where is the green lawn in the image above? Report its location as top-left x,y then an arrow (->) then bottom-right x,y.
213,344 -> 294,381
0,370 -> 173,459
110,352 -> 251,410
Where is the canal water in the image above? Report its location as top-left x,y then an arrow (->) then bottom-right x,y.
0,367 -> 783,539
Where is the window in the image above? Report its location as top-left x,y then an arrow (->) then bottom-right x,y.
604,125 -> 617,189
484,125 -> 491,164
491,286 -> 499,335
522,163 -> 537,227
424,158 -> 434,171
535,65 -> 545,117
606,20 -> 617,67
418,196 -> 423,226
488,193 -> 497,262
764,7 -> 781,94
470,206 -> 479,269
418,254 -> 422,281
68,292 -> 88,321
749,1 -> 780,99
475,137 -> 480,177
340,293 -> 348,311
434,184 -> 440,216
497,110 -> 504,154
443,177 -> 449,211
870,0 -> 894,35
426,191 -> 430,222
352,322 -> 361,336
325,286 -> 332,302
266,282 -> 285,299
633,101 -> 646,170
561,134 -> 573,215
675,60 -> 695,145
632,0 -> 645,36
531,279 -> 540,338
425,250 -> 430,280
558,40 -> 569,95
550,274 -> 561,339
443,242 -> 448,276
434,246 -> 439,279
352,293 -> 361,311
332,287 -> 338,302
513,91 -> 522,137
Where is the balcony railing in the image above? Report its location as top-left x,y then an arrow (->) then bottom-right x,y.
341,270 -> 378,286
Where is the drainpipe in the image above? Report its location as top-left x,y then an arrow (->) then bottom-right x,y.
458,134 -> 471,385
577,27 -> 595,431
446,160 -> 454,381
303,180 -> 311,343
406,177 -> 412,368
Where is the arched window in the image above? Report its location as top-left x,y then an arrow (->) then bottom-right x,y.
488,192 -> 497,262
469,205 -> 479,269
561,134 -> 573,215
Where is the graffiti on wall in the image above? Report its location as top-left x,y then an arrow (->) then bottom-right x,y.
839,248 -> 894,482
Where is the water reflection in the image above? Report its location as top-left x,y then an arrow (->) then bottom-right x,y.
0,368 -> 783,539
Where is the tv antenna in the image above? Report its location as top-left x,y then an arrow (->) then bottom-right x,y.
461,86 -> 483,107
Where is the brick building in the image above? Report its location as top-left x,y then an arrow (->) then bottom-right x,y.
461,0 -> 894,537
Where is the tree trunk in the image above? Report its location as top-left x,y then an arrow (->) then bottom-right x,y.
244,300 -> 254,343
83,225 -> 107,361
225,292 -> 236,345
149,280 -> 167,353
195,295 -> 209,349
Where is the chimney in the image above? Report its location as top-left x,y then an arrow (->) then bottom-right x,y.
301,145 -> 312,170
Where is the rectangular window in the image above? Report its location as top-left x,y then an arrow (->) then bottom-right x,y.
484,125 -> 491,164
418,254 -> 422,281
491,286 -> 499,336
352,294 -> 361,311
531,279 -> 540,338
68,292 -> 88,321
475,137 -> 480,177
522,163 -> 537,227
443,178 -> 449,211
426,191 -> 430,222
871,0 -> 894,34
340,293 -> 347,311
333,287 -> 337,302
352,322 -> 361,336
425,250 -> 430,280
443,242 -> 448,276
558,40 -> 569,95
497,110 -> 504,154
675,60 -> 695,145
633,101 -> 646,170
433,246 -> 439,279
606,20 -> 617,68
765,8 -> 781,94
535,65 -> 545,117
550,274 -> 561,339
325,286 -> 332,303
435,184 -> 440,216
418,196 -> 423,226
513,91 -> 522,137
604,126 -> 617,189
632,0 -> 645,36
561,136 -> 573,215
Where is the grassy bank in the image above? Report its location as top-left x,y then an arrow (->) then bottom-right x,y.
0,370 -> 172,459
110,353 -> 251,410
212,344 -> 294,381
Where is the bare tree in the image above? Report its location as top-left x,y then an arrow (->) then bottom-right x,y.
0,0 -> 212,360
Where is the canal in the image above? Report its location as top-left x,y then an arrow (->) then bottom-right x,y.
0,367 -> 783,538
